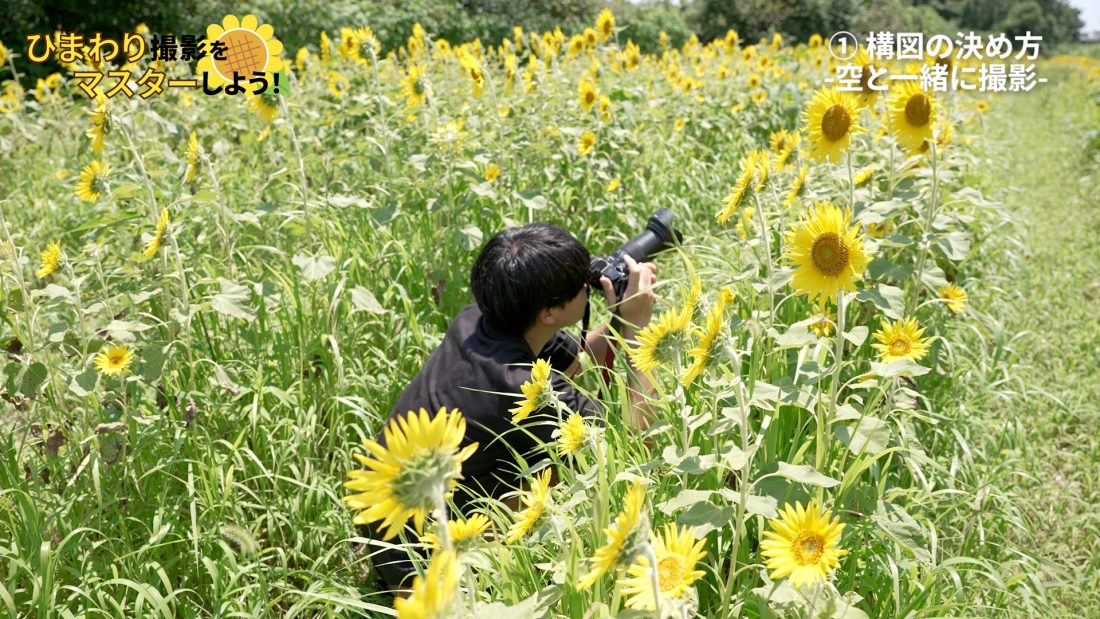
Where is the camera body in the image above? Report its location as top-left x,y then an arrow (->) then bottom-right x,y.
589,208 -> 683,300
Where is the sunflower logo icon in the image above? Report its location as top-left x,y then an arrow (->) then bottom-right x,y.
196,14 -> 285,93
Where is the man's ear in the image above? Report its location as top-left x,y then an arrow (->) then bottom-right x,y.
537,306 -> 558,326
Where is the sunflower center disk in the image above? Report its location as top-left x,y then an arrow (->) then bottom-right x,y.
821,105 -> 851,141
905,94 -> 931,127
811,232 -> 850,277
792,533 -> 825,566
891,339 -> 910,355
657,556 -> 685,592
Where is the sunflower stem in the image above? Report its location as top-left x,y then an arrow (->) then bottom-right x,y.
753,192 -> 776,328
846,149 -> 855,210
719,366 -> 752,619
278,97 -> 312,236
645,540 -> 662,619
908,142 -> 939,315
817,292 -> 845,504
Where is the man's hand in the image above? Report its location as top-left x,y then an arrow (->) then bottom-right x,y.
599,254 -> 658,335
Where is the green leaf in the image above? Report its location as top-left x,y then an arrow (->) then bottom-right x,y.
111,183 -> 144,200
836,415 -> 890,456
870,358 -> 930,378
855,284 -> 905,319
662,445 -> 719,475
349,287 -> 386,314
768,325 -> 816,349
210,279 -> 255,322
676,500 -> 735,536
69,367 -> 99,397
655,489 -> 714,515
292,254 -> 337,281
774,462 -> 840,488
454,224 -> 484,252
843,325 -> 868,347
934,230 -> 971,261
20,362 -> 48,397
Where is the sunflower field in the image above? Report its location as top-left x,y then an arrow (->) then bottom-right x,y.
1,9 -> 1099,619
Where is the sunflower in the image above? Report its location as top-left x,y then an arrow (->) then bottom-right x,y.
578,481 -> 647,589
770,129 -> 800,172
456,47 -> 484,97
620,524 -> 707,611
751,148 -> 770,191
196,15 -> 285,94
141,208 -> 170,260
577,78 -> 598,112
35,241 -> 62,278
421,513 -> 491,552
599,95 -> 614,122
673,117 -> 686,132
596,8 -> 615,42
86,92 -> 109,153
853,165 -> 875,187
939,283 -> 968,314
400,64 -> 428,110
629,305 -> 692,373
247,89 -> 279,123
680,287 -> 734,386
851,47 -> 885,105
509,358 -> 555,423
74,159 -> 110,203
761,500 -> 847,589
747,73 -> 761,89
343,407 -> 478,540
337,26 -> 381,64
578,131 -> 597,157
506,468 -> 553,543
716,153 -> 756,224
887,81 -> 937,152
802,87 -> 864,164
393,549 -> 459,619
606,177 -> 620,192
94,343 -> 135,377
783,164 -> 809,208
185,131 -> 202,184
483,163 -> 500,183
784,201 -> 870,304
326,70 -> 348,98
557,412 -> 588,456
736,207 -> 755,241
871,317 -> 930,363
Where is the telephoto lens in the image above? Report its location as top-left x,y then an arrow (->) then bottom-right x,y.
589,208 -> 683,300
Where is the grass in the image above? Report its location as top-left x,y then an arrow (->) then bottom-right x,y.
0,23 -> 1097,618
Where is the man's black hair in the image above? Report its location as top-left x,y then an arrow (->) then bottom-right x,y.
470,223 -> 590,337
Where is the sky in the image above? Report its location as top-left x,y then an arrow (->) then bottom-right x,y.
1068,0 -> 1100,32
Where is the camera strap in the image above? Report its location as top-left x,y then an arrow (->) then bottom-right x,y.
580,298 -> 616,386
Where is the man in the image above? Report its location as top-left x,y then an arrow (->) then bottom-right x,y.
366,222 -> 658,592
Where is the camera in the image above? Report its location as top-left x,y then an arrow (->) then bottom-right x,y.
589,208 -> 683,301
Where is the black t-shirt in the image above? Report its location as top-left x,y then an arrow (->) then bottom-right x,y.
385,304 -> 601,507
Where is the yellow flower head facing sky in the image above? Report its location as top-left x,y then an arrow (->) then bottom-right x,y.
578,481 -> 647,589
620,523 -> 707,611
784,201 -> 870,304
761,500 -> 846,589
94,342 -> 135,377
802,87 -> 864,164
343,407 -> 477,540
871,316 -> 930,363
420,513 -> 491,553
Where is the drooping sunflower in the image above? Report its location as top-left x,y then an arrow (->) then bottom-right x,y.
680,287 -> 734,387
887,81 -> 937,152
628,305 -> 692,373
557,412 -> 588,456
94,343 -> 135,377
74,159 -> 110,203
510,358 -> 555,424
770,129 -> 800,172
802,87 -> 864,164
247,88 -> 279,123
620,524 -> 707,611
871,317 -> 930,363
86,92 -> 110,153
716,153 -> 756,224
343,407 -> 478,540
35,241 -> 62,278
578,481 -> 647,590
421,513 -> 491,552
185,131 -> 202,184
400,64 -> 429,110
506,467 -> 553,543
393,549 -> 459,619
761,500 -> 847,589
577,78 -> 598,112
141,208 -> 170,260
456,46 -> 485,97
578,131 -> 597,157
783,164 -> 809,208
939,283 -> 968,314
784,201 -> 871,304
